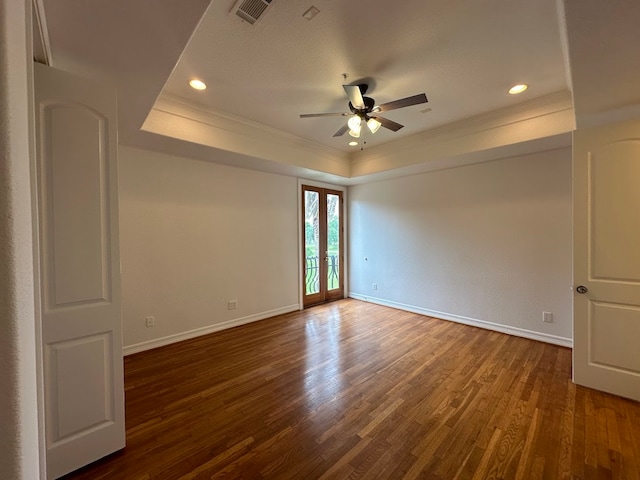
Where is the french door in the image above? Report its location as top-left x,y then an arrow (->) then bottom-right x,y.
302,186 -> 344,307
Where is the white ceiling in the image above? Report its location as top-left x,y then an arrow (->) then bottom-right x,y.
35,0 -> 640,180
38,0 -> 211,142
163,0 -> 568,151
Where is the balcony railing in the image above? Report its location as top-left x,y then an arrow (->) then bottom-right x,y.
305,255 -> 340,293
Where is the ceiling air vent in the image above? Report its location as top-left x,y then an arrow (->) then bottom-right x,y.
231,0 -> 274,25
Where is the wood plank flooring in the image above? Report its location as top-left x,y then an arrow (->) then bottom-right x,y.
63,299 -> 640,479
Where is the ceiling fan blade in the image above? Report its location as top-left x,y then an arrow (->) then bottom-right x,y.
377,93 -> 428,112
373,116 -> 404,132
333,124 -> 349,137
300,112 -> 350,118
343,85 -> 365,109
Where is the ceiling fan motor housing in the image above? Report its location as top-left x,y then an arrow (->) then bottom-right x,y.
349,96 -> 376,117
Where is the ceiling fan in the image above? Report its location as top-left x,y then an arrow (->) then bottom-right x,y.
300,84 -> 428,138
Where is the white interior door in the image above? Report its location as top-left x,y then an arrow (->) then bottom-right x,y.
34,62 -> 125,478
573,118 -> 640,402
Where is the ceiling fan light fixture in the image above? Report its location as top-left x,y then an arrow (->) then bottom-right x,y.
367,117 -> 381,134
299,83 -> 428,143
348,115 -> 362,137
347,115 -> 361,131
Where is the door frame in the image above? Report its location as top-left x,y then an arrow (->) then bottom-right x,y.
4,1 -> 47,477
297,179 -> 347,309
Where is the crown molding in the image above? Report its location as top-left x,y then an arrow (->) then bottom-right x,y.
152,94 -> 347,158
349,90 -> 575,176
141,91 -> 575,182
143,94 -> 350,178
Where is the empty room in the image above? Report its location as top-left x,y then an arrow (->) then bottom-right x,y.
2,0 -> 640,479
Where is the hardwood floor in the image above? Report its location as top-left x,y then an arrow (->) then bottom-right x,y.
63,299 -> 640,479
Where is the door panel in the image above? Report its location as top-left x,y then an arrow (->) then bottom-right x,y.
573,118 -> 640,402
47,105 -> 111,306
35,62 -> 125,478
589,302 -> 640,373
48,105 -> 109,305
324,190 -> 343,302
326,192 -> 341,296
304,188 -> 321,298
590,144 -> 640,281
302,186 -> 344,307
46,333 -> 114,440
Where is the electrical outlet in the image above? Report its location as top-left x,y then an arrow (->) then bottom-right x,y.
542,312 -> 553,323
145,316 -> 155,327
228,300 -> 238,310
372,283 -> 378,291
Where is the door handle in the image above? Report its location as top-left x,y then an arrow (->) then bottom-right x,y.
576,285 -> 588,294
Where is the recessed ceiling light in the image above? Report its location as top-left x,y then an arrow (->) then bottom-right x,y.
189,79 -> 207,91
508,84 -> 528,95
348,141 -> 358,147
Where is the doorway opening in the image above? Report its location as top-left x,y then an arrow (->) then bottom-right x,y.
302,185 -> 344,307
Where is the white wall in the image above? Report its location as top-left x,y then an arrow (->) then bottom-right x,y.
119,146 -> 300,353
0,0 -> 41,478
348,148 -> 573,345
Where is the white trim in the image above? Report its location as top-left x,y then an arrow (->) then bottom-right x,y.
350,90 -> 574,166
349,91 -> 575,180
349,293 -> 573,348
26,2 -> 48,474
141,104 -> 350,179
297,178 -> 348,191
123,304 -> 300,356
32,0 -> 52,65
156,94 -> 345,158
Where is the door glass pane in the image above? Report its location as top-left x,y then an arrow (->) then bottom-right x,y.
304,190 -> 320,295
327,193 -> 340,291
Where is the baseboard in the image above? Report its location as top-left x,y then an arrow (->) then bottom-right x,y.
123,304 -> 301,356
348,293 -> 573,348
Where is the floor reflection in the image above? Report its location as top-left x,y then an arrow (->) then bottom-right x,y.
303,305 -> 345,410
